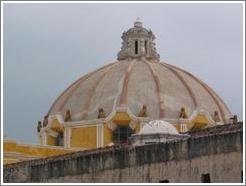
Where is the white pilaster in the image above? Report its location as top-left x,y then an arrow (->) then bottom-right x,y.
97,124 -> 103,148
180,123 -> 188,133
67,127 -> 71,148
42,130 -> 47,146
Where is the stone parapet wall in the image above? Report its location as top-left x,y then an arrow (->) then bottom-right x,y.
3,124 -> 243,183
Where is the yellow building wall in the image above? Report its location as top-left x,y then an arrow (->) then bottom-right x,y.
46,135 -> 57,146
3,140 -> 17,151
5,111 -> 213,165
3,140 -> 76,165
103,123 -> 113,146
70,126 -> 97,149
4,157 -> 20,165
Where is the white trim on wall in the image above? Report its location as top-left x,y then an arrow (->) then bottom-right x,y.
67,128 -> 71,148
96,124 -> 104,148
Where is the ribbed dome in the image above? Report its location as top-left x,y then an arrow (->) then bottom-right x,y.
48,59 -> 232,122
139,120 -> 179,135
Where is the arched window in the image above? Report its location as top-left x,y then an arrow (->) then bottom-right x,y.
145,40 -> 147,54
135,40 -> 138,55
113,126 -> 133,144
56,131 -> 64,146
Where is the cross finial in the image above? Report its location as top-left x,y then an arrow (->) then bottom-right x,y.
134,17 -> 142,27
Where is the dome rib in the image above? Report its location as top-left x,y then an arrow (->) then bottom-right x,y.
197,79 -> 230,121
160,63 -> 198,108
81,62 -> 122,119
119,60 -> 135,107
47,62 -> 117,115
48,60 -> 231,122
165,63 -> 227,123
143,60 -> 165,118
208,88 -> 231,114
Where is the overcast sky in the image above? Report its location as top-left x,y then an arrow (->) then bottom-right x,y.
3,3 -> 243,144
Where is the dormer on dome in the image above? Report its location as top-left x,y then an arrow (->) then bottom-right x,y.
139,120 -> 179,135
130,120 -> 189,146
117,19 -> 160,61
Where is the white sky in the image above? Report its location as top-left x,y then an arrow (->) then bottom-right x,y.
3,2 -> 244,143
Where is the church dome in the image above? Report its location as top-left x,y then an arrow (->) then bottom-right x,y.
139,120 -> 179,135
47,20 -> 232,123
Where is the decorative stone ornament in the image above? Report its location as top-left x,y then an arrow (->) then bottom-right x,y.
64,109 -> 72,122
213,111 -> 221,122
98,108 -> 106,118
138,104 -> 148,117
179,107 -> 188,119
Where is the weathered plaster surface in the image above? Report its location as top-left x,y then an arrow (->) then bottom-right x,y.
3,124 -> 243,183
